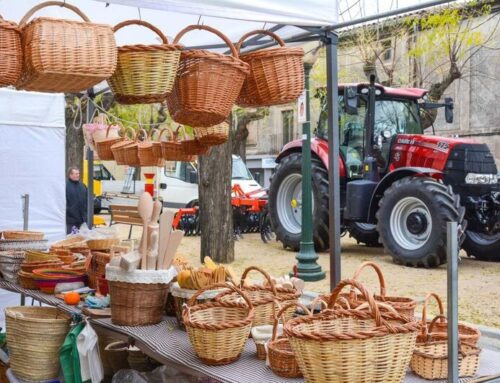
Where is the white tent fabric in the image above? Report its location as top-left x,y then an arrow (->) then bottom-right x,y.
0,89 -> 66,242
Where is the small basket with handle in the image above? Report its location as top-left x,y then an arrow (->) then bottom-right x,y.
138,129 -> 163,167
179,126 -> 211,156
194,122 -> 229,146
160,127 -> 195,162
96,124 -> 124,161
111,127 -> 135,165
0,14 -> 22,87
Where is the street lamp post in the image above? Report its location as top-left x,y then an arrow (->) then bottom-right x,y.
292,61 -> 326,282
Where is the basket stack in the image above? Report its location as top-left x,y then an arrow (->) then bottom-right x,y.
86,251 -> 112,289
0,251 -> 25,284
0,15 -> 22,87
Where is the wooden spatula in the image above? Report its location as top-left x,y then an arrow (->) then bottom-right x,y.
161,230 -> 184,270
138,193 -> 153,269
157,211 -> 175,270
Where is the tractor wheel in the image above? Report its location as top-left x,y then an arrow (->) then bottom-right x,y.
348,222 -> 381,247
462,231 -> 500,261
268,152 -> 329,251
376,177 -> 464,268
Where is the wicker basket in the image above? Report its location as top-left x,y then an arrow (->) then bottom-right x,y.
2,230 -> 44,240
236,30 -> 304,107
5,306 -> 71,382
87,238 -> 119,251
111,128 -> 135,165
21,260 -> 64,273
0,15 -> 22,87
138,129 -> 164,167
183,283 -> 254,365
84,114 -> 120,152
24,250 -> 58,263
16,1 -> 117,93
417,293 -> 480,345
109,280 -> 170,326
166,25 -> 250,127
18,271 -> 38,289
411,341 -> 481,380
285,279 -> 420,383
195,122 -> 229,146
216,266 -> 300,327
95,124 -> 124,161
160,127 -> 194,162
108,19 -> 181,104
0,251 -> 25,283
179,127 -> 211,156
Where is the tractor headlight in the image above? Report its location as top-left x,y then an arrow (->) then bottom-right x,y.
465,173 -> 500,184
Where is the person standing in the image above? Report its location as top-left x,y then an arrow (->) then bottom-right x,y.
66,167 -> 87,234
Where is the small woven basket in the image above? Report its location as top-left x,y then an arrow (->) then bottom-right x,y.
0,251 -> 25,283
0,15 -> 22,87
236,30 -> 304,107
18,271 -> 38,289
160,127 -> 194,162
285,279 -> 420,383
138,129 -> 164,167
195,122 -> 229,146
111,127 -> 135,165
166,25 -> 249,127
16,1 -> 117,93
410,341 -> 480,380
179,127 -> 211,156
3,230 -> 44,240
108,19 -> 181,104
95,124 -> 124,161
86,238 -> 119,251
216,266 -> 300,327
25,250 -> 58,263
122,132 -> 142,167
183,282 -> 254,366
417,293 -> 480,345
6,306 -> 71,382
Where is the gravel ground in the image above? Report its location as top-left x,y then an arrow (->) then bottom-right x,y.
110,220 -> 500,328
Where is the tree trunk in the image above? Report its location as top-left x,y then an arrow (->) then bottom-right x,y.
199,131 -> 234,264
65,95 -> 85,173
232,108 -> 268,161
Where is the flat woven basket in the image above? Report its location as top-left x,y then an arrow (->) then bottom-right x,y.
285,279 -> 420,383
166,25 -> 249,127
183,282 -> 254,366
2,230 -> 44,241
108,20 -> 181,104
16,1 -> 117,93
86,238 -> 119,251
215,266 -> 300,327
417,293 -> 480,345
410,340 -> 480,380
236,29 -> 304,107
194,122 -> 229,146
95,124 -> 124,161
0,15 -> 22,87
5,306 -> 71,382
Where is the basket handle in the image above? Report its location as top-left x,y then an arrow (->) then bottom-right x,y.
236,29 -> 285,53
158,127 -> 176,143
356,301 -> 398,315
113,19 -> 169,44
173,24 -> 239,57
427,314 -> 448,334
328,279 -> 383,327
20,1 -> 90,27
271,300 -> 311,341
137,129 -> 149,142
421,292 -> 445,327
187,282 -> 253,310
240,266 -> 278,296
105,122 -> 122,138
310,296 -> 329,311
351,261 -> 387,298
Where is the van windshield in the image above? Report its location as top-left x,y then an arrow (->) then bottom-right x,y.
232,158 -> 253,180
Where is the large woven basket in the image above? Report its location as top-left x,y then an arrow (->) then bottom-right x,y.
166,25 -> 250,127
216,266 -> 300,327
108,20 -> 181,104
0,15 -> 22,87
410,341 -> 480,379
183,282 -> 254,366
236,29 -> 304,107
6,306 -> 71,382
417,292 -> 480,345
16,1 -> 117,93
285,279 -> 420,383
195,122 -> 229,146
109,280 -> 170,326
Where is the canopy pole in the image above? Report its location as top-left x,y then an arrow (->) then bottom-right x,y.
325,31 -> 341,290
86,90 -> 95,229
447,221 -> 459,383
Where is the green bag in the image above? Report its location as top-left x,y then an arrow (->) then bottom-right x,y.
60,321 -> 85,383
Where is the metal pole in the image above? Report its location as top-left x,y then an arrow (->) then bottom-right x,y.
447,221 -> 459,383
21,194 -> 29,230
325,32 -> 342,289
293,63 -> 325,281
86,92 -> 95,229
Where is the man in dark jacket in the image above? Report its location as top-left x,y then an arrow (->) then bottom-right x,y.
66,167 -> 88,234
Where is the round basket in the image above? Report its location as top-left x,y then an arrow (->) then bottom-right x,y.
0,251 -> 25,283
108,19 -> 181,104
21,260 -> 64,273
236,29 -> 304,107
179,126 -> 210,156
166,25 -> 249,127
216,266 -> 300,327
3,230 -> 44,241
183,282 -> 254,366
195,122 -> 229,146
95,124 -> 124,161
284,279 -> 420,383
16,1 -> 117,93
25,250 -> 58,263
0,15 -> 22,87
87,238 -> 119,251
32,268 -> 87,294
5,306 -> 71,382
417,293 -> 480,345
18,271 -> 38,289
111,127 -> 135,165
138,129 -> 163,167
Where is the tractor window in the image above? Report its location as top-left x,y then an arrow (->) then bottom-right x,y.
339,96 -> 366,178
374,99 -> 421,137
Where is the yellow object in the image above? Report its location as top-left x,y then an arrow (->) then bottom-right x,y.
290,199 -> 298,208
83,159 -> 102,197
64,292 -> 81,306
204,256 -> 217,271
93,216 -> 106,226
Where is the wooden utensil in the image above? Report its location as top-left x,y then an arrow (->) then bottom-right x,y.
147,200 -> 162,251
147,231 -> 159,270
161,230 -> 184,270
138,192 -> 154,269
157,211 -> 175,269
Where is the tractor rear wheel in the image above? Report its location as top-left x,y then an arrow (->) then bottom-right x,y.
376,177 -> 464,268
462,231 -> 500,261
268,152 -> 330,251
348,222 -> 381,247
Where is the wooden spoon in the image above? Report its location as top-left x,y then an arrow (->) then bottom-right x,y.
138,192 -> 154,269
157,211 -> 175,270
161,230 -> 184,270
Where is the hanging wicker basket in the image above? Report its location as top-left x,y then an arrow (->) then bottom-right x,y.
84,114 -> 120,152
236,29 -> 304,107
183,282 -> 254,366
160,127 -> 195,162
0,15 -> 22,87
194,122 -> 229,146
151,128 -> 165,162
166,25 -> 249,127
285,279 -> 420,383
111,127 -> 135,165
108,20 -> 181,104
138,129 -> 164,167
16,1 -> 117,93
95,124 -> 124,161
215,266 -> 300,327
179,126 -> 211,156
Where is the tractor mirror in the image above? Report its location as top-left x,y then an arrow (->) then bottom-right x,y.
344,86 -> 358,115
445,97 -> 454,124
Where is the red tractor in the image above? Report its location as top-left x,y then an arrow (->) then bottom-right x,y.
269,80 -> 500,267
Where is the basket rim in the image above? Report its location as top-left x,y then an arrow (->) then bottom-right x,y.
5,306 -> 71,322
183,301 -> 255,330
413,340 -> 481,359
118,43 -> 182,52
180,50 -> 249,73
240,46 -> 304,60
21,16 -> 113,29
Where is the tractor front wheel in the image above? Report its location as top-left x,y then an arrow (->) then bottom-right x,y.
377,177 -> 464,268
462,231 -> 500,261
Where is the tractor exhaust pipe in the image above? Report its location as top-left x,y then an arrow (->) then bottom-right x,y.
363,75 -> 380,182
